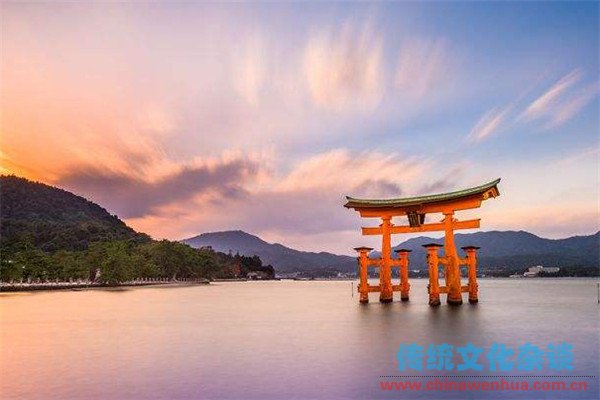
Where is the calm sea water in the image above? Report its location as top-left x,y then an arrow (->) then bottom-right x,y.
1,279 -> 598,400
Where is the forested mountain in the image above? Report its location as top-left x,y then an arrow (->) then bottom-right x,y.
1,175 -> 147,252
0,175 -> 273,283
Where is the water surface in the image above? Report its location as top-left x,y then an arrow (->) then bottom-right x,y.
1,279 -> 598,399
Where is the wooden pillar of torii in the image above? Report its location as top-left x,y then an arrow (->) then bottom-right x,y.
346,179 -> 500,305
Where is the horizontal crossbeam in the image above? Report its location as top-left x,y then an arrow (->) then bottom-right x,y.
361,218 -> 480,236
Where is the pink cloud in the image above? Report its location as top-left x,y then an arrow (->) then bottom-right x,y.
303,20 -> 384,112
231,32 -> 267,106
395,38 -> 453,99
123,149 -> 470,253
520,69 -> 598,129
467,106 -> 511,143
522,69 -> 582,121
546,82 -> 599,128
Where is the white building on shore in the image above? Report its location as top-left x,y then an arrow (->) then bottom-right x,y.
523,265 -> 560,277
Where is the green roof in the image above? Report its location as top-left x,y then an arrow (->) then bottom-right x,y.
344,178 -> 501,209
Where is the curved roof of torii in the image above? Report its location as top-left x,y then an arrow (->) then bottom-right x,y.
344,178 -> 501,210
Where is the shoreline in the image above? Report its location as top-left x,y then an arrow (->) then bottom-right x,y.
0,280 -> 210,293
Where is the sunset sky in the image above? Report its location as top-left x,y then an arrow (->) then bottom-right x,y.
1,2 -> 598,254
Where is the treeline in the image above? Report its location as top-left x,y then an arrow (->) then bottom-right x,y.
0,175 -> 275,284
0,239 -> 275,284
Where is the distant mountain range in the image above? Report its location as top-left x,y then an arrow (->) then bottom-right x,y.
388,230 -> 599,269
183,230 -> 599,272
182,231 -> 357,272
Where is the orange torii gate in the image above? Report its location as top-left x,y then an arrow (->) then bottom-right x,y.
344,179 -> 501,306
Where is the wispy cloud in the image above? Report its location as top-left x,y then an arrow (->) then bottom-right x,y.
277,148 -> 425,194
467,106 -> 511,143
520,69 -> 598,129
231,32 -> 267,106
468,69 -> 598,143
522,69 -> 582,121
546,82 -> 599,129
395,38 -> 452,99
303,20 -> 383,112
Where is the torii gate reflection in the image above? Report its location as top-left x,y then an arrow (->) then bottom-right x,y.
344,179 -> 501,306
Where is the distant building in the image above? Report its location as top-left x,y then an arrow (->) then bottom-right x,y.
247,271 -> 270,280
524,265 -> 560,277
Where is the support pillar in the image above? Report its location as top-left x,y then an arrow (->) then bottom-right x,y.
443,212 -> 463,305
394,249 -> 411,301
423,244 -> 442,306
462,246 -> 480,304
379,216 -> 394,303
354,247 -> 373,304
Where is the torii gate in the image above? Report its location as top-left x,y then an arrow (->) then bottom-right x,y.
344,178 -> 501,306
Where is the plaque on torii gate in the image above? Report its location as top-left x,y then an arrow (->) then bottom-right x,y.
344,178 -> 501,306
